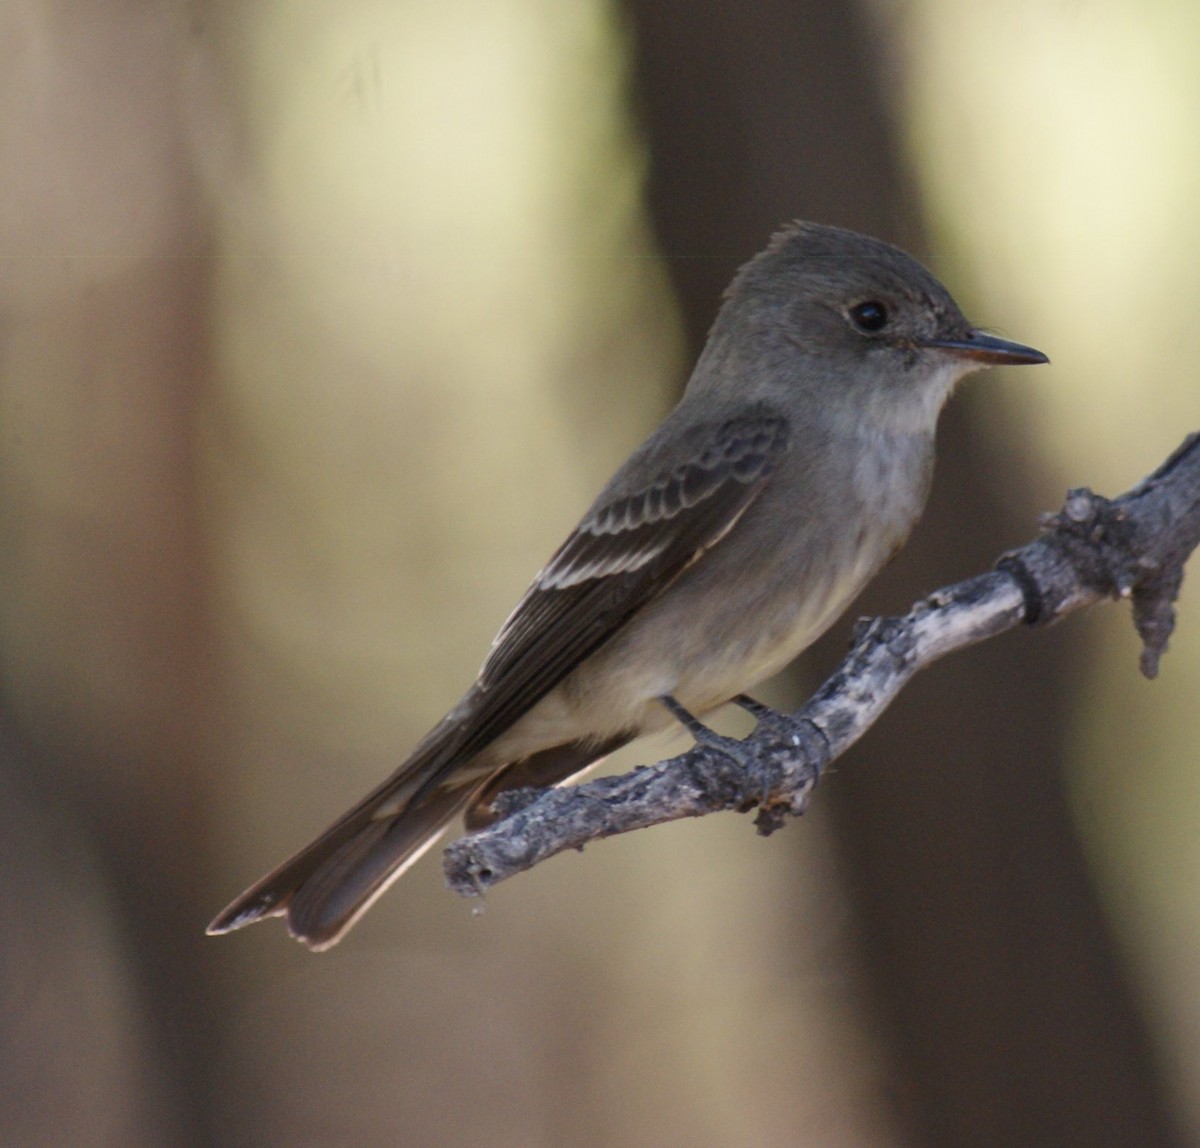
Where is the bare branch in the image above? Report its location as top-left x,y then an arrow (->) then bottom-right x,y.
444,433 -> 1200,895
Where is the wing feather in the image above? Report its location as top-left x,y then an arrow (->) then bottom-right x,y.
422,409 -> 790,778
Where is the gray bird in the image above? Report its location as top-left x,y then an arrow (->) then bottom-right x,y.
208,221 -> 1047,949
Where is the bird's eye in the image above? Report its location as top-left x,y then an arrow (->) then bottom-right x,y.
848,300 -> 889,333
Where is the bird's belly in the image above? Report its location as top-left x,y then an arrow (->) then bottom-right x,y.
520,536 -> 885,747
661,544 -> 880,713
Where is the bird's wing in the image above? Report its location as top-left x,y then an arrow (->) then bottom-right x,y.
420,408 -> 791,783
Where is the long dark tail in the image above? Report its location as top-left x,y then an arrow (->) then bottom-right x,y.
207,735 -> 478,950
208,732 -> 631,950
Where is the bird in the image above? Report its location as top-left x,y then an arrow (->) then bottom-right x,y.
208,221 -> 1047,949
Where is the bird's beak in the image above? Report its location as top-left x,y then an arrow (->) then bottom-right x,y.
922,330 -> 1049,366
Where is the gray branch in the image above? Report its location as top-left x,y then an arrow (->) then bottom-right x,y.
444,432 -> 1200,896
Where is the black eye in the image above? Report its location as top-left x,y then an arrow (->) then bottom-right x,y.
849,300 -> 889,333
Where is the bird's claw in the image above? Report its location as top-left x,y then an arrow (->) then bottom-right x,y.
660,694 -> 823,820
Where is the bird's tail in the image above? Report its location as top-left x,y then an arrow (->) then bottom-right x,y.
207,748 -> 476,951
208,726 -> 629,949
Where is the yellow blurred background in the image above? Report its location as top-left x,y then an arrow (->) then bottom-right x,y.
0,2 -> 1197,1145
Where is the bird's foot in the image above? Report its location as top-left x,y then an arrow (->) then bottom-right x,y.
659,694 -> 827,833
659,694 -> 766,816
659,694 -> 756,766
730,694 -> 817,748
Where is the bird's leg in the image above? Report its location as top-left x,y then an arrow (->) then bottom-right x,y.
730,693 -> 777,722
659,694 -> 758,770
730,693 -> 807,740
660,694 -> 827,830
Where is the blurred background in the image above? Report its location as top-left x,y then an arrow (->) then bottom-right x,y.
1,1 -> 1198,1145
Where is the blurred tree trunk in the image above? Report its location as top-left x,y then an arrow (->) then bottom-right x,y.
0,3 -> 222,1144
623,2 -> 1184,1145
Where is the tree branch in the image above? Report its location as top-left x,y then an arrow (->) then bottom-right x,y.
444,432 -> 1200,895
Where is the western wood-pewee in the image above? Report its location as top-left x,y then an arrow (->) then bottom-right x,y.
209,222 -> 1047,949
